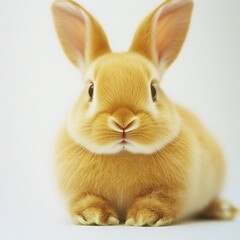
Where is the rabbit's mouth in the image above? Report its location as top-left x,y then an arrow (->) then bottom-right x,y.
114,139 -> 151,154
120,139 -> 127,145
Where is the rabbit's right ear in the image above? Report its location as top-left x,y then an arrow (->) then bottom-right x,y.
130,0 -> 193,72
52,0 -> 111,68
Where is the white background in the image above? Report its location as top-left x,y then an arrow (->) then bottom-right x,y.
0,0 -> 239,239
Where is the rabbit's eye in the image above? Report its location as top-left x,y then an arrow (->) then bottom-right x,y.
151,84 -> 157,101
88,84 -> 94,100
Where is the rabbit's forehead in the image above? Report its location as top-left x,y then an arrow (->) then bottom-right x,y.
84,53 -> 160,83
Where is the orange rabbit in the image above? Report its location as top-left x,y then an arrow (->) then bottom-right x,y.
52,0 -> 238,226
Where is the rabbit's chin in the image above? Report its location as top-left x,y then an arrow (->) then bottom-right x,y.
85,141 -> 160,155
68,133 -> 171,155
80,142 -> 163,155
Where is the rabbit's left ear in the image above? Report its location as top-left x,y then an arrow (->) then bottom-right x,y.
52,0 -> 111,69
130,0 -> 193,71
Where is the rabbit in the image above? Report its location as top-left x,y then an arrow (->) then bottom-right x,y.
51,0 -> 238,226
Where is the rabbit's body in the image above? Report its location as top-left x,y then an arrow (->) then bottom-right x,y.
56,98 -> 224,222
52,0 -> 237,225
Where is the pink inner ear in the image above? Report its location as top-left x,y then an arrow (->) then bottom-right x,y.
154,2 -> 192,66
155,15 -> 174,62
54,5 -> 87,63
67,12 -> 86,57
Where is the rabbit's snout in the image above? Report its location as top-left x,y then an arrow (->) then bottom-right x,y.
108,108 -> 139,136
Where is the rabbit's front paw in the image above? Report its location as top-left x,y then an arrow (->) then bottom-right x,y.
70,194 -> 119,226
125,207 -> 174,227
125,194 -> 177,227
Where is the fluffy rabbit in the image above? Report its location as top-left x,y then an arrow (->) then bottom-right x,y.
52,0 -> 238,226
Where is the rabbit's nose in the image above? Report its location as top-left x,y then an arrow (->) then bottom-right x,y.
108,108 -> 139,132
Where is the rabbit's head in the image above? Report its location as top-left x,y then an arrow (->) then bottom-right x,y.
52,0 -> 193,154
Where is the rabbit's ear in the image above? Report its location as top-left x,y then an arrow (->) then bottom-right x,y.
130,0 -> 193,71
52,0 -> 111,68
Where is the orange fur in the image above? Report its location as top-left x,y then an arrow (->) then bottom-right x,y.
52,0 -> 236,226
